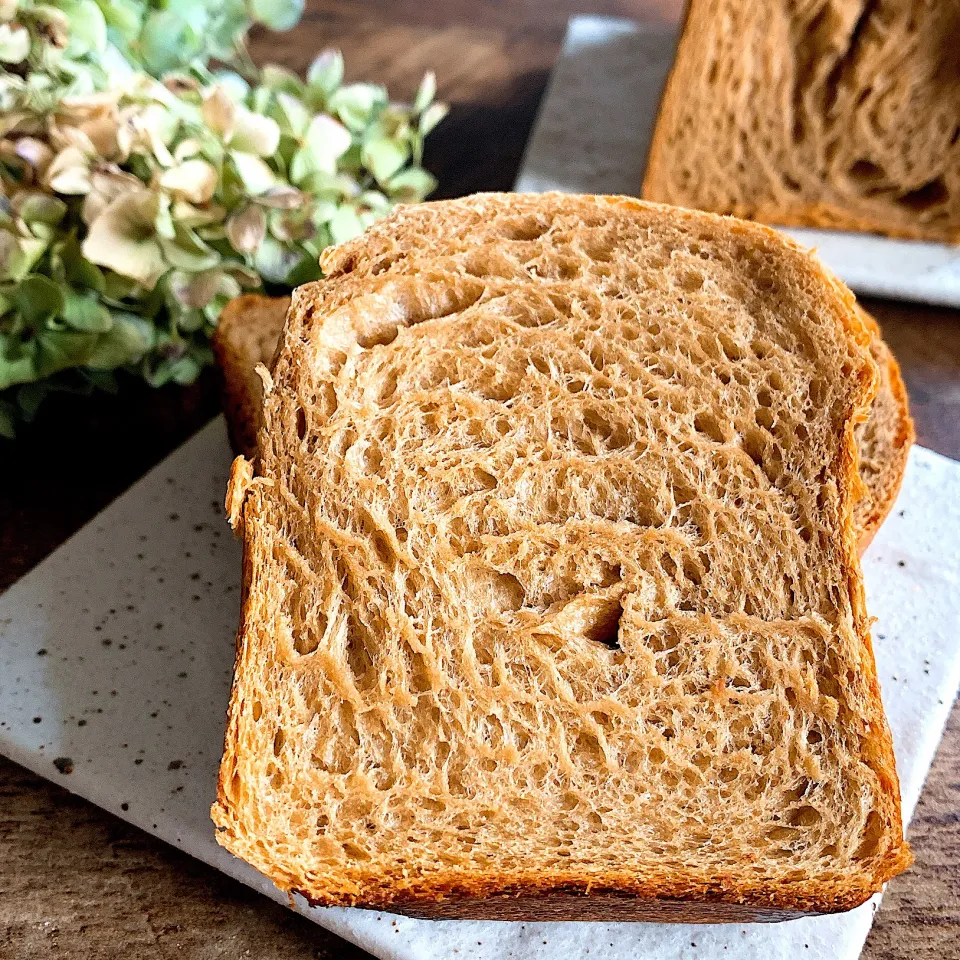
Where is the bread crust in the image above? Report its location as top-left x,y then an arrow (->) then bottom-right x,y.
212,194 -> 912,921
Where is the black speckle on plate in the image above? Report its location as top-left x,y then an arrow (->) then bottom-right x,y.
53,757 -> 74,774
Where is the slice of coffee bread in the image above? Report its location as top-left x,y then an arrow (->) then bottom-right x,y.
212,297 -> 912,550
212,193 -> 910,921
642,0 -> 960,242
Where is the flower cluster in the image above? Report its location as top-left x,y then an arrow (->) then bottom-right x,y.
0,0 -> 444,434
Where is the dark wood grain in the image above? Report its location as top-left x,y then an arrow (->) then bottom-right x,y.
1,2 -> 958,958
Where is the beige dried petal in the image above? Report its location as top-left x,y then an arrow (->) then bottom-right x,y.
256,185 -> 305,209
79,113 -> 121,159
82,169 -> 144,225
202,86 -> 236,140
170,268 -> 221,308
159,159 -> 218,204
171,198 -> 226,228
49,123 -> 97,156
81,188 -> 166,288
226,204 -> 267,253
174,138 -> 202,163
45,147 -> 92,194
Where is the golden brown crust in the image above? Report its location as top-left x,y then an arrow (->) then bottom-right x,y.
212,194 -> 911,920
212,295 -> 290,459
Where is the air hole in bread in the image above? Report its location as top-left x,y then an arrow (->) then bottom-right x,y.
272,729 -> 285,757
694,410 -> 728,444
295,407 -> 307,441
251,700 -> 263,721
580,597 -> 624,651
897,176 -> 949,213
848,159 -> 886,185
854,812 -> 884,860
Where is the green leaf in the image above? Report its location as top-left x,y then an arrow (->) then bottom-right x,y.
414,71 -> 436,114
361,136 -> 409,183
0,400 -> 15,439
35,329 -> 99,379
249,0 -> 304,32
15,276 -> 65,328
307,49 -> 344,97
16,381 -> 47,422
17,194 -> 68,227
62,290 -> 112,332
86,312 -> 154,369
0,333 -> 37,390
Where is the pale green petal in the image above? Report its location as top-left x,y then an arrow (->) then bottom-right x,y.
274,92 -> 310,137
158,225 -> 220,271
66,0 -> 107,57
414,71 -> 437,113
230,151 -> 276,194
329,204 -> 364,245
229,109 -> 281,157
362,136 -> 408,183
329,83 -> 385,131
305,113 -> 352,171
86,312 -> 154,369
307,49 -> 344,96
249,0 -> 304,32
419,102 -> 448,135
387,167 -> 437,201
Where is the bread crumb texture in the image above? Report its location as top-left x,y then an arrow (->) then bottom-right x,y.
643,0 -> 960,242
212,193 -> 910,919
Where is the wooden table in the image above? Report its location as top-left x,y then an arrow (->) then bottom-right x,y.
2,2 -> 958,957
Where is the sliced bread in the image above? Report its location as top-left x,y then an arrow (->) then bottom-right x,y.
642,0 -> 960,242
211,296 -> 912,550
212,193 -> 911,921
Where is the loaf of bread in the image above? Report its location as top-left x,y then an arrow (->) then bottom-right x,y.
643,0 -> 960,242
212,193 -> 911,921
211,296 -> 912,550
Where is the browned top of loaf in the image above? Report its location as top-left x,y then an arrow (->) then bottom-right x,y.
643,0 -> 960,242
212,193 -> 910,919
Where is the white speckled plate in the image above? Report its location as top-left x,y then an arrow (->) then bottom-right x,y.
1,417 -> 960,960
515,16 -> 960,308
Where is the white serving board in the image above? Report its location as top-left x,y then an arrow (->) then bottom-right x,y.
515,16 -> 960,308
1,418 -> 960,960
